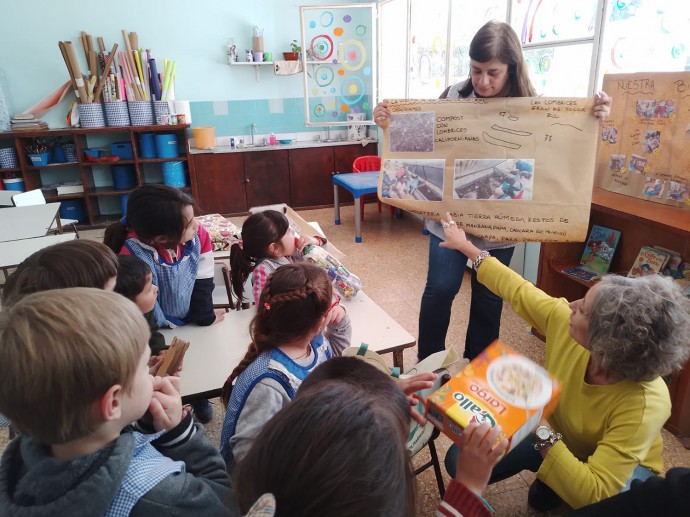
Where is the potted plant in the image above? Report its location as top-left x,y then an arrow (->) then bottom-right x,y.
283,40 -> 301,61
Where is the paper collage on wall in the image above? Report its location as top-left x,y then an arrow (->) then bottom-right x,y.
379,97 -> 599,242
595,72 -> 690,208
301,5 -> 375,125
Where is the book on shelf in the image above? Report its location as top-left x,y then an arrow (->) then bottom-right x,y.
56,182 -> 84,195
627,246 -> 671,278
561,225 -> 622,282
676,263 -> 690,297
653,246 -> 683,277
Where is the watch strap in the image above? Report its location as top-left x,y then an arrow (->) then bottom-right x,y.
473,250 -> 491,270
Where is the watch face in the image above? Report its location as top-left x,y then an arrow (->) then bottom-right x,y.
535,426 -> 551,440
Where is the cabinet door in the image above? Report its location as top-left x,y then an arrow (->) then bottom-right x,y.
243,150 -> 291,209
191,153 -> 247,215
289,147 -> 335,208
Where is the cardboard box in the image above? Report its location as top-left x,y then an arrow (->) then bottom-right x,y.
426,341 -> 561,453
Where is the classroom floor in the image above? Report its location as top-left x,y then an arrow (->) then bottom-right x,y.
1,203 -> 689,515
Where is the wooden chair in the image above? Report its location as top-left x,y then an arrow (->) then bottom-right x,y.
11,189 -> 80,238
212,262 -> 236,311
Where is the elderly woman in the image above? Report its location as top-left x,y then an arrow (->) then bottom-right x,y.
440,213 -> 690,511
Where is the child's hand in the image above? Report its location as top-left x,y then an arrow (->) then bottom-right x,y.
212,308 -> 226,325
148,350 -> 166,376
454,422 -> 508,496
297,234 -> 319,251
325,305 -> 346,325
148,375 -> 183,432
395,372 -> 437,426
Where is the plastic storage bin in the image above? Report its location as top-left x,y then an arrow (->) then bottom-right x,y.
139,133 -> 156,158
62,143 -> 77,162
3,178 -> 25,191
29,153 -> 50,166
154,134 -> 179,158
78,103 -> 106,128
112,165 -> 136,189
162,161 -> 187,187
119,194 -> 129,215
111,142 -> 134,160
59,199 -> 86,223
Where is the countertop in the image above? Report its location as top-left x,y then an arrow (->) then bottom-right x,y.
188,138 -> 378,155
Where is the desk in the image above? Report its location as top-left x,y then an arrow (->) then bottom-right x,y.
0,204 -> 62,243
0,233 -> 76,269
333,171 -> 379,243
161,289 -> 416,400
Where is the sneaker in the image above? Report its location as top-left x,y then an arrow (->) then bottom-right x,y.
191,399 -> 213,424
528,479 -> 563,512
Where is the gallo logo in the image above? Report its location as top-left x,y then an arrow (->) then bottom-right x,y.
452,391 -> 498,428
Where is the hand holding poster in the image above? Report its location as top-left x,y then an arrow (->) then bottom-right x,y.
379,97 -> 599,242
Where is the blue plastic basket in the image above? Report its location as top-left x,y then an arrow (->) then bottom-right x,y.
139,133 -> 156,158
162,161 -> 187,187
154,134 -> 179,158
59,199 -> 86,223
112,165 -> 136,189
119,194 -> 129,215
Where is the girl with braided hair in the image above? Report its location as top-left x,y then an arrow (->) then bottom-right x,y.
219,262 -> 351,470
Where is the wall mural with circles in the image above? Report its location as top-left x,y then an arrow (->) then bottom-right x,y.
300,4 -> 376,126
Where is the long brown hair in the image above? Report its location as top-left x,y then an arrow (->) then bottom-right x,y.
103,185 -> 194,252
234,358 -> 417,516
229,210 -> 290,303
458,20 -> 536,98
221,262 -> 332,406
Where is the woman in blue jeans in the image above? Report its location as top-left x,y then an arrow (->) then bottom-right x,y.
374,21 -> 611,361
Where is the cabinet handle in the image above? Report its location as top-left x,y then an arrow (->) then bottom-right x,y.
245,178 -> 250,183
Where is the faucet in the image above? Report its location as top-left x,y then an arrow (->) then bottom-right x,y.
250,123 -> 257,145
326,125 -> 332,141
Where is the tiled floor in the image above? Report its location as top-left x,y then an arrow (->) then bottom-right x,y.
1,203 -> 689,515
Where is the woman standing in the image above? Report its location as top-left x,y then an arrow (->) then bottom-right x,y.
374,21 -> 611,361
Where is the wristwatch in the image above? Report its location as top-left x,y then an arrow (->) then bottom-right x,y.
533,425 -> 562,451
472,250 -> 491,270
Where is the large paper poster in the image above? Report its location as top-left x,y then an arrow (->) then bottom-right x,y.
379,97 -> 598,242
595,72 -> 690,208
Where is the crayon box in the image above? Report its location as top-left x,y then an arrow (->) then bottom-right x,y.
426,341 -> 561,453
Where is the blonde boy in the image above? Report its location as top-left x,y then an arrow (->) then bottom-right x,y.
0,289 -> 238,516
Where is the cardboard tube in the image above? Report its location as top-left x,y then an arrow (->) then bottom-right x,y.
64,42 -> 88,102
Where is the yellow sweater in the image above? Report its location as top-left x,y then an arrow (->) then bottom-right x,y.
478,258 -> 670,509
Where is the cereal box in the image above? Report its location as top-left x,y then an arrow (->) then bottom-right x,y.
426,340 -> 561,453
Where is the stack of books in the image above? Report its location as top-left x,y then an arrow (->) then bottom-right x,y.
11,114 -> 48,132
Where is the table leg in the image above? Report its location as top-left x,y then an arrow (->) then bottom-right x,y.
333,185 -> 341,225
354,196 -> 362,243
393,349 -> 404,371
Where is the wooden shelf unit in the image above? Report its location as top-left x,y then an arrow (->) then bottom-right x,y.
0,125 -> 191,228
536,187 -> 690,443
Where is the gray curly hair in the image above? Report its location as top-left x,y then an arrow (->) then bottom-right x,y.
588,274 -> 690,382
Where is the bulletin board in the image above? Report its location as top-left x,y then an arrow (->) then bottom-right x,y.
595,72 -> 690,208
379,96 -> 599,243
300,3 -> 376,126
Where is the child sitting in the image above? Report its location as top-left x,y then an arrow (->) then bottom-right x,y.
104,185 -> 222,423
115,255 -> 167,359
229,209 -> 328,305
0,288 -> 238,516
234,357 -> 507,516
219,262 -> 351,469
104,184 -> 223,329
1,240 -> 118,307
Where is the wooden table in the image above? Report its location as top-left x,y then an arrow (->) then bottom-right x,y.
162,289 -> 416,401
0,203 -> 62,243
333,171 -> 379,243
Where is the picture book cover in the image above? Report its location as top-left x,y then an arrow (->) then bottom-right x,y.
627,246 -> 671,278
653,246 -> 683,277
561,225 -> 622,281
